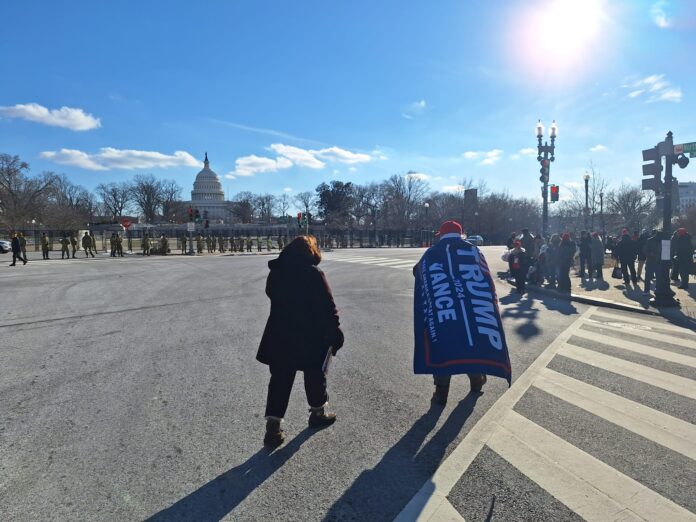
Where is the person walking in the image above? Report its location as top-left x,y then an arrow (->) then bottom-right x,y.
642,230 -> 660,295
19,232 -> 27,260
615,229 -> 637,286
557,233 -> 576,294
590,232 -> 605,280
10,233 -> 27,266
673,228 -> 694,289
508,240 -> 530,294
110,233 -> 117,257
636,230 -> 648,281
578,231 -> 592,279
257,235 -> 344,447
90,231 -> 98,255
70,233 -> 78,258
116,233 -> 124,257
41,232 -> 50,260
60,236 -> 70,259
82,232 -> 95,258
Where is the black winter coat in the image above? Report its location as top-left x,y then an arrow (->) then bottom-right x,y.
559,240 -> 576,268
257,255 -> 342,371
11,237 -> 21,254
614,236 -> 637,263
673,233 -> 694,268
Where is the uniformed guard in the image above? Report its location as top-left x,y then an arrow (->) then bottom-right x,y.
90,231 -> 98,254
196,233 -> 204,254
142,233 -> 151,256
266,237 -> 272,251
38,232 -> 49,259
82,232 -> 94,257
19,232 -> 27,259
70,233 -> 78,258
60,236 -> 70,259
110,233 -> 117,257
219,235 -> 225,253
247,236 -> 252,252
161,234 -> 168,255
181,235 -> 187,254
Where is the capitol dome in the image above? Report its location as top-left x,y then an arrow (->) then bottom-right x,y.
191,152 -> 224,202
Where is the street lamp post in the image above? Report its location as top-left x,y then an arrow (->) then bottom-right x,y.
424,202 -> 430,246
474,211 -> 479,235
536,120 -> 558,239
599,191 -> 605,237
31,219 -> 36,251
583,172 -> 591,230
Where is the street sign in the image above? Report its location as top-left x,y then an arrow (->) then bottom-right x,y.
187,222 -> 195,232
674,142 -> 696,155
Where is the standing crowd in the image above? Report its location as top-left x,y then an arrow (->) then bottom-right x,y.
504,227 -> 693,295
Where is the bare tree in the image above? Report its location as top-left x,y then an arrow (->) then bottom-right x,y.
96,182 -> 132,217
44,174 -> 94,229
130,174 -> 163,223
294,191 -> 315,216
275,193 -> 291,218
0,154 -> 55,231
255,194 -> 276,224
607,184 -> 656,232
231,191 -> 256,223
160,179 -> 183,221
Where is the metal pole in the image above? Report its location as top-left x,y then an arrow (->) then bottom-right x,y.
599,192 -> 604,236
584,177 -> 590,230
653,131 -> 677,307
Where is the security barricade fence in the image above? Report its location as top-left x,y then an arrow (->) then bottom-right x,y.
4,226 -> 440,254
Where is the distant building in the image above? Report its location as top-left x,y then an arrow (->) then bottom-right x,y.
678,181 -> 696,214
187,153 -> 231,223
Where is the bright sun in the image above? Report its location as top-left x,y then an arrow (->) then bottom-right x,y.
510,0 -> 609,80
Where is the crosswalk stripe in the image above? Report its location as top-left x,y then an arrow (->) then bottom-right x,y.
590,312 -> 696,336
488,411 -> 696,522
572,328 -> 696,367
534,368 -> 696,460
557,344 -> 696,400
584,319 -> 696,350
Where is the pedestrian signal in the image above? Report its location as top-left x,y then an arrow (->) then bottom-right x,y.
194,209 -> 200,223
550,184 -> 559,202
188,206 -> 193,222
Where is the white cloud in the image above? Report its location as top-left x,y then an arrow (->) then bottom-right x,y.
40,147 -> 199,171
463,151 -> 480,159
650,1 -> 670,28
402,99 -> 426,119
442,185 -> 466,193
283,187 -> 293,192
317,146 -> 371,164
333,169 -> 340,175
564,181 -> 583,189
233,155 -> 293,176
479,149 -> 503,166
511,154 -> 520,160
519,147 -> 536,157
348,166 -> 357,172
626,74 -> 681,103
406,172 -> 431,181
0,103 -> 101,131
589,144 -> 608,152
269,143 -> 325,169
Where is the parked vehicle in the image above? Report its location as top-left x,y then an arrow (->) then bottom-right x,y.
0,239 -> 11,254
468,235 -> 484,246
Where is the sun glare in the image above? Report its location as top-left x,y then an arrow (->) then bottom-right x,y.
509,0 -> 609,81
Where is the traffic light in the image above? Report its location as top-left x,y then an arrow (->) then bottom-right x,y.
550,184 -> 559,202
204,219 -> 209,229
676,153 -> 690,170
539,159 -> 550,183
297,212 -> 302,227
641,146 -> 663,193
188,206 -> 193,222
194,209 -> 200,223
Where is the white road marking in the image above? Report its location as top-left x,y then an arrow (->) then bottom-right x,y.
590,311 -> 696,336
534,368 -> 696,460
572,328 -> 696,367
557,344 -> 696,399
584,319 -> 696,349
488,411 -> 696,522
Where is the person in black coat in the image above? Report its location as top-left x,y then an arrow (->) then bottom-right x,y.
673,228 -> 694,289
9,233 -> 28,266
257,235 -> 344,446
615,229 -> 638,285
557,233 -> 576,294
578,231 -> 592,278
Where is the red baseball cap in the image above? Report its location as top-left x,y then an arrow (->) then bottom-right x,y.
435,220 -> 463,237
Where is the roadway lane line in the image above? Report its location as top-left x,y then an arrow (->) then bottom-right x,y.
557,345 -> 696,400
534,368 -> 696,460
488,410 -> 696,522
589,312 -> 696,336
572,328 -> 696,367
583,320 -> 696,350
394,306 -> 599,522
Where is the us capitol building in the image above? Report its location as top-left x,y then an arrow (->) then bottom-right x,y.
186,153 -> 231,223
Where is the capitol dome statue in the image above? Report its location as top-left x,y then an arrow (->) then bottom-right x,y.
191,153 -> 229,223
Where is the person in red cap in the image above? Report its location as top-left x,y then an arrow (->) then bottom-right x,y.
672,227 -> 693,289
508,240 -> 529,294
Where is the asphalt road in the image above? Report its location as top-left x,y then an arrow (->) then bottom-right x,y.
1,247 -> 692,521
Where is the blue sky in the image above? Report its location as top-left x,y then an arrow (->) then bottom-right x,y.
1,0 -> 694,208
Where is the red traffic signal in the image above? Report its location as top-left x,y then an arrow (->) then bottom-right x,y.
550,184 -> 559,202
541,159 -> 550,168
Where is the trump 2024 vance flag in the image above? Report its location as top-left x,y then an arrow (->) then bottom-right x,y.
413,238 -> 512,385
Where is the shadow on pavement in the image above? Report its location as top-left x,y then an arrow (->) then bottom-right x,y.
499,289 -> 577,340
324,393 -> 481,521
144,429 -> 314,522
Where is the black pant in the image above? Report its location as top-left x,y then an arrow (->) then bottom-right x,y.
644,261 -> 657,293
579,254 -> 591,277
511,268 -> 526,293
677,259 -> 690,288
621,260 -> 637,284
11,252 -> 26,264
558,265 -> 571,293
265,366 -> 328,418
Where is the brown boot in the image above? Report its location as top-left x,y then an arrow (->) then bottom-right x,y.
263,417 -> 285,447
432,385 -> 449,405
308,405 -> 337,429
469,374 -> 487,393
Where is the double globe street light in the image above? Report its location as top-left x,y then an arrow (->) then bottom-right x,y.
536,119 -> 558,239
